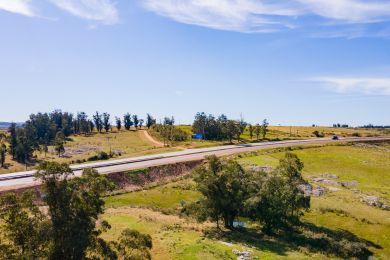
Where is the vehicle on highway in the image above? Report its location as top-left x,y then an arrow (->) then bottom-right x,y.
332,135 -> 339,140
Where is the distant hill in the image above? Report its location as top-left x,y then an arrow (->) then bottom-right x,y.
0,122 -> 23,129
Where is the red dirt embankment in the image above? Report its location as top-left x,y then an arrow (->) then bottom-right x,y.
108,160 -> 203,193
0,160 -> 204,198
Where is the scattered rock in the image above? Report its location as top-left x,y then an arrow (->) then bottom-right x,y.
312,177 -> 357,188
298,184 -> 326,197
340,181 -> 358,188
312,177 -> 340,186
60,145 -> 99,157
321,173 -> 338,179
361,195 -> 390,210
312,186 -> 326,197
220,241 -> 234,247
298,184 -> 312,196
328,187 -> 342,191
232,249 -> 252,260
249,165 -> 273,173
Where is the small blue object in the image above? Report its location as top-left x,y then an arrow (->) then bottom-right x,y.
192,133 -> 203,140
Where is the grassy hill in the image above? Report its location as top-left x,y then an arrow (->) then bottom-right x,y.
102,141 -> 390,259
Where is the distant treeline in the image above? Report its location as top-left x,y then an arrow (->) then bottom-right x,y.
0,122 -> 23,129
2,110 -> 157,164
151,117 -> 189,144
333,123 -> 390,129
332,123 -> 350,128
359,124 -> 390,129
192,112 -> 268,142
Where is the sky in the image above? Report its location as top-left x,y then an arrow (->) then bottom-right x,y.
0,0 -> 389,126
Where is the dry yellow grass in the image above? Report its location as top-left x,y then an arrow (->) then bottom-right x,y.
268,126 -> 388,138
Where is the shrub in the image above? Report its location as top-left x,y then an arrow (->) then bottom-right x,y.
88,151 -> 110,161
312,131 -> 324,137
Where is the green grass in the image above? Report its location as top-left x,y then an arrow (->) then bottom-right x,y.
102,141 -> 390,259
239,143 -> 390,200
239,141 -> 390,258
102,208 -> 331,260
105,179 -> 200,210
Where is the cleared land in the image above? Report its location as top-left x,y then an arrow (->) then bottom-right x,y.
102,141 -> 390,259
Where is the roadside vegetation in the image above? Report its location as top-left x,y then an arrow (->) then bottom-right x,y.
0,162 -> 152,259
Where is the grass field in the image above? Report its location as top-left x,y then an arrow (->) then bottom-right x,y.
0,129 -> 177,174
267,126 -> 389,139
178,125 -> 388,143
101,141 -> 390,259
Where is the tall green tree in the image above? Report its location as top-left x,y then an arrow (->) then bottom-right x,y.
88,120 -> 94,133
0,192 -> 50,259
193,112 -> 207,137
113,229 -> 153,260
54,131 -> 65,157
77,112 -> 90,135
254,124 -> 261,140
245,153 -> 310,233
146,113 -> 155,129
225,120 -> 238,143
132,115 -> 139,129
188,156 -> 251,228
123,113 -> 132,130
0,162 -> 152,259
14,128 -> 34,165
8,123 -> 18,159
35,162 -> 115,260
102,113 -> 111,132
93,112 -> 103,133
0,143 -> 6,168
261,119 -> 269,139
115,117 -> 122,131
248,124 -> 254,140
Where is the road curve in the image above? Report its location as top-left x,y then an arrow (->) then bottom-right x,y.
0,136 -> 389,192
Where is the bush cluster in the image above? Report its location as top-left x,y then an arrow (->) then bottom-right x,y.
183,153 -> 310,232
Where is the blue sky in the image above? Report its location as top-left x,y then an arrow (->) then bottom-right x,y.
0,0 -> 389,126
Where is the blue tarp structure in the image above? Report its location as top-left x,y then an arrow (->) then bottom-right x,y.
192,133 -> 203,140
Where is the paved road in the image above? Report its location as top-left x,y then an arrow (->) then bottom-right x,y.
1,136 -> 389,192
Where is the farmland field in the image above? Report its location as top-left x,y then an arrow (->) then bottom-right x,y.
102,141 -> 390,259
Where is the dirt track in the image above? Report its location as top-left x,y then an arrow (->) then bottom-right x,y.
141,130 -> 164,147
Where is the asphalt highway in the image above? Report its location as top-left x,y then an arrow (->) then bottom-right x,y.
1,136 -> 389,192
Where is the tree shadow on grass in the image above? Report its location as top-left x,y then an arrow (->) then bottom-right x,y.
204,221 -> 382,259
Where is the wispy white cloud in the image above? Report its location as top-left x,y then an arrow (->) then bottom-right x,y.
0,0 -> 119,25
142,0 -> 302,33
142,0 -> 390,36
296,0 -> 390,23
0,0 -> 36,17
48,0 -> 119,25
310,76 -> 390,95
